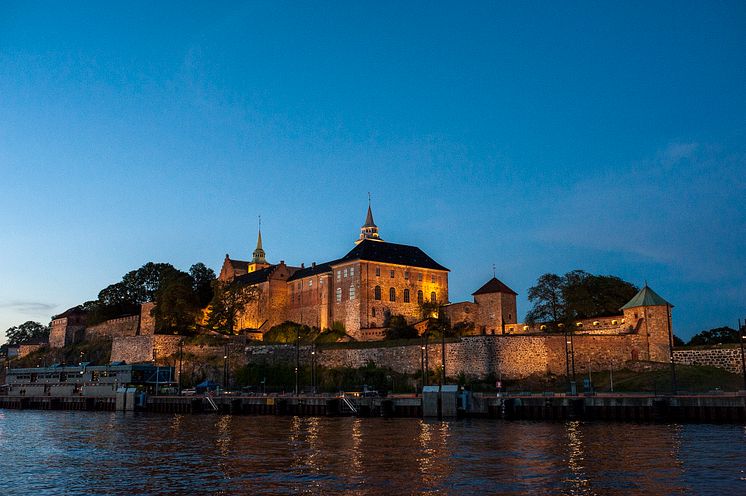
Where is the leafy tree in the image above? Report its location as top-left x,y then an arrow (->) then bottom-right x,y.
5,321 -> 50,345
189,263 -> 216,308
152,271 -> 200,334
384,315 -> 418,340
673,335 -> 685,347
263,321 -> 317,344
207,280 -> 260,334
525,273 -> 565,324
525,270 -> 638,324
687,326 -> 740,346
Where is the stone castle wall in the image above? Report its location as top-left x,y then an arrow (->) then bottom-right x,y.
86,315 -> 139,340
674,347 -> 745,374
110,335 -> 181,364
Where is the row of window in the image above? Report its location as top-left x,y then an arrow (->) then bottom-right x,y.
336,266 -> 355,281
335,286 -> 356,303
373,266 -> 441,284
373,286 -> 436,304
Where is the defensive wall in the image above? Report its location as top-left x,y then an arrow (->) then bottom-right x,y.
111,333 -> 669,380
85,315 -> 140,340
674,347 -> 745,374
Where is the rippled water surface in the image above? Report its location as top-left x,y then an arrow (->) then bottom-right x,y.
0,410 -> 745,495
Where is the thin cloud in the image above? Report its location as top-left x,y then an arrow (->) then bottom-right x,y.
0,301 -> 57,315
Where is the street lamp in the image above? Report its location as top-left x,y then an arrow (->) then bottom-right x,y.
420,341 -> 426,392
311,345 -> 316,394
738,319 -> 746,390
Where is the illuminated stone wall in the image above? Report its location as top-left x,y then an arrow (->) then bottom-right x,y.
674,347 -> 745,374
85,315 -> 139,340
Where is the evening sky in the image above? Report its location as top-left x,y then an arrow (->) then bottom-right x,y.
1,2 -> 745,343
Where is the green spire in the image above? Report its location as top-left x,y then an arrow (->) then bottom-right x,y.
621,284 -> 672,310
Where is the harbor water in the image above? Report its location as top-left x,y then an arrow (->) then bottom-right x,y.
0,410 -> 744,495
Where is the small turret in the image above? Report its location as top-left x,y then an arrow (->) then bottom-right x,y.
356,198 -> 383,244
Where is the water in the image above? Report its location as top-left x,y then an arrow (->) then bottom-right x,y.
0,410 -> 744,495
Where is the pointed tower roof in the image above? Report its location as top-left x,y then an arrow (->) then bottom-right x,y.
356,199 -> 382,244
252,229 -> 267,264
621,284 -> 672,309
363,204 -> 377,228
472,277 -> 517,296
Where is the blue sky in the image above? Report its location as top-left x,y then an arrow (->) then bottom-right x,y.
1,2 -> 744,343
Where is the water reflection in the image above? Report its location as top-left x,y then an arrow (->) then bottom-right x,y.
0,411 -> 744,495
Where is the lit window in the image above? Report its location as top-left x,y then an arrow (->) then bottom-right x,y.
337,270 -> 341,281
308,280 -> 312,287
375,267 -> 381,277
336,287 -> 342,303
350,267 -> 354,277
374,286 -> 381,300
403,289 -> 410,303
389,287 -> 396,302
349,285 -> 355,300
417,290 -> 423,304
343,268 -> 348,278
390,270 -> 395,278
430,291 -> 436,303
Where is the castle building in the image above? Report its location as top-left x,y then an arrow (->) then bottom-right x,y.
219,205 -> 450,340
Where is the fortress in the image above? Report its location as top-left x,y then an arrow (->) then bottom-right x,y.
47,204 -> 675,377
215,204 -> 673,364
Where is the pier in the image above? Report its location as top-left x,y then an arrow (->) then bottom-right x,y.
2,392 -> 746,422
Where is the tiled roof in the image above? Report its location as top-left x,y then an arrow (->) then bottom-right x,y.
472,277 -> 517,296
287,262 -> 335,282
621,285 -> 672,309
233,265 -> 276,286
335,239 -> 448,271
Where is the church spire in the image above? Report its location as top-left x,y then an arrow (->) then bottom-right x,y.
356,194 -> 383,244
252,217 -> 267,264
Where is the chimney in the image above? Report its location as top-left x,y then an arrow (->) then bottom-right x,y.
301,263 -> 305,269
312,262 -> 316,268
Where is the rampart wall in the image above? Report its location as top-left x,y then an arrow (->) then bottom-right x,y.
674,347 -> 745,374
86,315 -> 140,340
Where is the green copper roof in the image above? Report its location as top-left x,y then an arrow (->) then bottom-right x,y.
620,285 -> 672,310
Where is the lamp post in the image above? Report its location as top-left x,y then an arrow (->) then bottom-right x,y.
223,344 -> 229,392
294,326 -> 300,396
420,339 -> 426,392
178,339 -> 184,394
440,329 -> 446,386
738,319 -> 746,390
564,326 -> 571,393
311,344 -> 316,394
666,303 -> 677,395
424,332 -> 429,387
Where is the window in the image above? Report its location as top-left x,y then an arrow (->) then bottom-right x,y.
390,270 -> 395,278
430,291 -> 436,303
343,268 -> 348,278
418,273 -> 423,282
336,287 -> 342,303
350,266 -> 354,277
349,285 -> 355,300
375,267 -> 381,277
404,271 -> 409,280
372,308 -> 376,317
417,290 -> 423,304
337,270 -> 341,281
374,286 -> 382,300
308,279 -> 312,287
389,287 -> 396,302
403,289 -> 410,303
430,274 -> 435,283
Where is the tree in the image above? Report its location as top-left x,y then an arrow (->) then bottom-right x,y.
525,273 -> 565,324
384,315 -> 418,340
189,263 -> 216,308
207,281 -> 260,334
687,327 -> 740,346
5,321 -> 50,345
152,271 -> 200,334
525,270 -> 638,325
